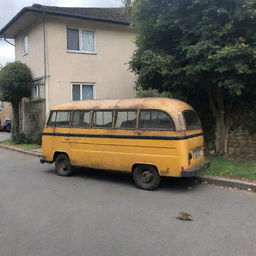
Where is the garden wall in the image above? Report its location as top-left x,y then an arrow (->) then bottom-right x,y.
228,127 -> 256,159
20,98 -> 46,134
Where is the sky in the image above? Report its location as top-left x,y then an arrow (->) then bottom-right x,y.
0,0 -> 123,66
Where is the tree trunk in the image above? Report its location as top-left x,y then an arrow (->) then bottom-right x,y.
11,102 -> 20,140
215,112 -> 229,155
208,87 -> 232,155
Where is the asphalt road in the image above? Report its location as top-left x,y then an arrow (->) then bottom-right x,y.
0,148 -> 255,256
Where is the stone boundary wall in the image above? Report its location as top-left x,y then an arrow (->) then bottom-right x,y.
228,127 -> 256,158
20,98 -> 46,134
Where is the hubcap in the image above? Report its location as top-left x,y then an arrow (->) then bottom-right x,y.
141,170 -> 153,183
60,159 -> 69,171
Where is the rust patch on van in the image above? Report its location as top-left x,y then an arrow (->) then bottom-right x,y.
160,168 -> 170,175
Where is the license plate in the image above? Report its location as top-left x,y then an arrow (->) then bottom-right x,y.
193,150 -> 202,158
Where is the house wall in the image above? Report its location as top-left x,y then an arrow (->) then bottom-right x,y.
46,16 -> 136,110
15,20 -> 47,134
15,20 -> 45,78
14,15 -> 136,133
0,102 -> 12,123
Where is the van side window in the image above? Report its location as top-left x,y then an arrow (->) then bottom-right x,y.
55,111 -> 71,127
72,111 -> 91,128
47,111 -> 57,127
92,111 -> 113,128
139,110 -> 174,130
115,110 -> 137,129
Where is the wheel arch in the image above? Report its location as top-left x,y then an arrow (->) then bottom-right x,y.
53,151 -> 70,162
131,163 -> 159,173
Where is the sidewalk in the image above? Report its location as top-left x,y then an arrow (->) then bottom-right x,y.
0,143 -> 255,192
0,143 -> 42,157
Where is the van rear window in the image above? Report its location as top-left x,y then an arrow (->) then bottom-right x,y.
183,110 -> 201,130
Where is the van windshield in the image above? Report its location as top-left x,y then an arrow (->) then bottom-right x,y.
183,110 -> 201,130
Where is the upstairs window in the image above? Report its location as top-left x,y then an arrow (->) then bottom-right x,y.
139,110 -> 175,130
23,35 -> 29,55
72,83 -> 94,101
67,28 -> 95,53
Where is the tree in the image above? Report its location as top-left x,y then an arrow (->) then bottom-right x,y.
0,61 -> 32,137
130,0 -> 256,154
121,0 -> 135,8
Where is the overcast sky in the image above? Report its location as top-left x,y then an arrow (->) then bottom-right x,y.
0,0 -> 123,66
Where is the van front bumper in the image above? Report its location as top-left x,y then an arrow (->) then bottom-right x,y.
181,161 -> 210,177
40,157 -> 53,164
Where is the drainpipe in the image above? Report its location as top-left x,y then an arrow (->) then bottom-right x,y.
42,16 -> 50,117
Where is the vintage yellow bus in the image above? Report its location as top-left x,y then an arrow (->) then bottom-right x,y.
40,98 -> 209,190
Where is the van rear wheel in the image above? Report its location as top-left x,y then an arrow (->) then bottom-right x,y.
133,165 -> 161,190
55,154 -> 74,176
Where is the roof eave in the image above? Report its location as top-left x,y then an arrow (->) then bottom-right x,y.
0,7 -> 130,38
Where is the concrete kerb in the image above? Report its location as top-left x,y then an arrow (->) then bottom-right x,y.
0,144 -> 42,158
198,175 -> 256,192
0,144 -> 255,192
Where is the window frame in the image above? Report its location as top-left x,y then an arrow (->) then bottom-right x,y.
92,110 -> 114,129
47,111 -> 57,127
113,109 -> 138,130
66,27 -> 96,54
71,83 -> 95,101
138,109 -> 176,131
22,34 -> 29,55
71,110 -> 92,129
47,110 -> 72,128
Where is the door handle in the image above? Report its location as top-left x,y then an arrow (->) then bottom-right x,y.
64,136 -> 69,140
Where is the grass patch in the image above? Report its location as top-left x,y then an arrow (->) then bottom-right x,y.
205,156 -> 256,181
0,139 -> 40,150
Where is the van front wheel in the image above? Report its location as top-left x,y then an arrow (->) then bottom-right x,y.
55,154 -> 74,176
133,165 -> 161,190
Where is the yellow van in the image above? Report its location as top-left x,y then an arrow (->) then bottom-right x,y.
40,98 -> 209,190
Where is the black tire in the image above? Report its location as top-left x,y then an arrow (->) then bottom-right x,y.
55,154 -> 74,176
133,165 -> 161,190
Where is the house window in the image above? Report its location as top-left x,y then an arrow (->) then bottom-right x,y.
72,83 -> 94,101
23,35 -> 29,55
31,81 -> 45,100
67,28 -> 95,53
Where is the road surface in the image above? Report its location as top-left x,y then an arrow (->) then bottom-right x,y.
0,148 -> 255,256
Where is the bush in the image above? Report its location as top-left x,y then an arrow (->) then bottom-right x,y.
12,132 -> 42,145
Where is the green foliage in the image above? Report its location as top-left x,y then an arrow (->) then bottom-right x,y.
130,0 -> 256,111
0,61 -> 32,103
244,104 -> 256,133
136,87 -> 172,98
12,132 -> 42,145
130,0 -> 256,153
